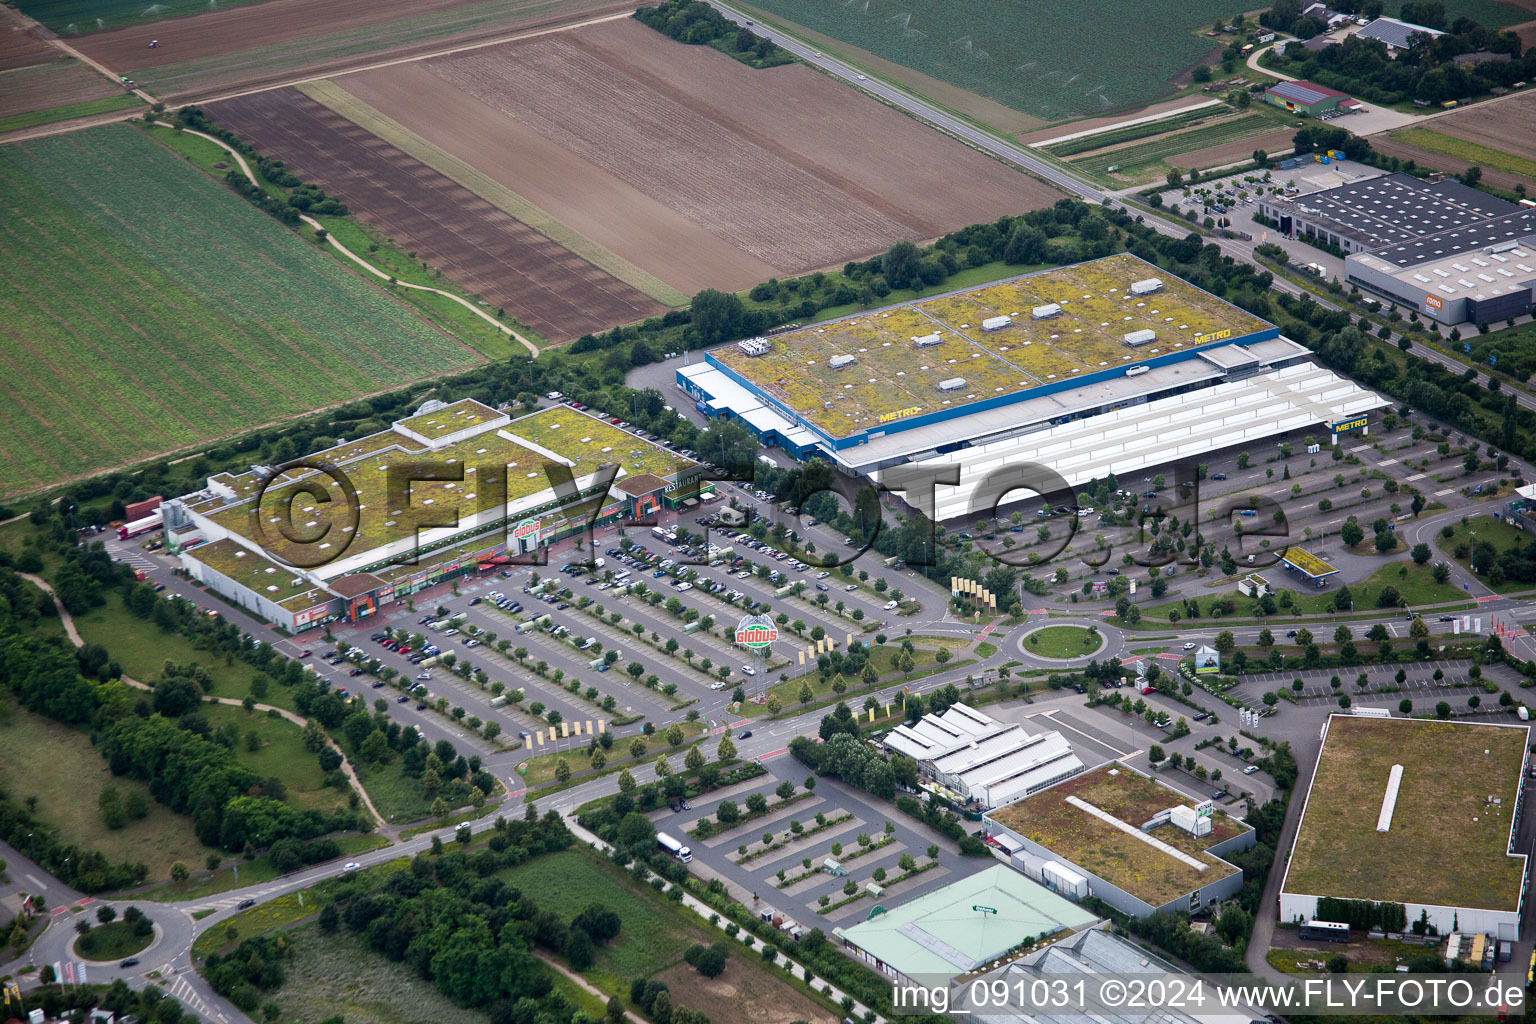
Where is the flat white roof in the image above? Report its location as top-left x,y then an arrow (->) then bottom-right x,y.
840,336 -> 1308,470
881,361 -> 1387,522
681,362 -> 817,446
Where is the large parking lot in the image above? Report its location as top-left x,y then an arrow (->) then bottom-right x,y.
657,757 -> 973,933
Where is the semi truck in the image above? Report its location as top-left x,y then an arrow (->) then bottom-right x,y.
657,832 -> 692,863
117,511 -> 163,540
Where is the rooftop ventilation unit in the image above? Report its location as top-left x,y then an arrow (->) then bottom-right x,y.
1031,303 -> 1063,320
981,315 -> 1013,332
737,337 -> 771,357
1376,764 -> 1404,833
1130,277 -> 1164,296
829,354 -> 857,369
1126,365 -> 1150,377
937,377 -> 967,392
912,332 -> 943,348
1123,329 -> 1157,346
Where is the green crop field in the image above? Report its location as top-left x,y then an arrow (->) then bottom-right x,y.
739,0 -> 1274,121
0,125 -> 481,499
1069,113 -> 1279,181
0,94 -> 144,135
1390,126 -> 1536,181
17,0 -> 267,33
1041,105 -> 1224,157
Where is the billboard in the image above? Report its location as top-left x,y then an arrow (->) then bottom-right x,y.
734,614 -> 778,648
1331,415 -> 1368,435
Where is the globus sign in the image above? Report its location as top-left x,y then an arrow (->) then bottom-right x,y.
512,519 -> 540,541
734,614 -> 777,648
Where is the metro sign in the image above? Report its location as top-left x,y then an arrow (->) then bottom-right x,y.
512,519 -> 540,540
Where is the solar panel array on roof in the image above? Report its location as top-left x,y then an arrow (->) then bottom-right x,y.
1370,211 -> 1536,270
1276,173 -> 1525,253
1268,80 -> 1347,106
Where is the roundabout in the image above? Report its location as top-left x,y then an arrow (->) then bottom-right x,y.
72,917 -> 156,963
1019,623 -> 1107,660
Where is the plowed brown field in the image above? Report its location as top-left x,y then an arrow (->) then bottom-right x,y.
207,88 -> 664,342
0,5 -> 59,70
0,8 -> 121,121
337,18 -> 1055,291
0,60 -> 122,118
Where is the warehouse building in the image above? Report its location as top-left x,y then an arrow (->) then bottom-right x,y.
950,927 -> 1263,1023
678,254 -> 1386,520
1264,80 -> 1362,117
163,399 -> 703,632
1355,15 -> 1444,52
1259,171 -> 1536,323
1279,715 -> 1530,941
1257,172 -> 1536,324
833,864 -> 1098,985
1347,223 -> 1536,326
985,763 -> 1256,918
883,702 -> 1083,810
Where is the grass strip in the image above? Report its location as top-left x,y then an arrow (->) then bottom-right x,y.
0,94 -> 143,134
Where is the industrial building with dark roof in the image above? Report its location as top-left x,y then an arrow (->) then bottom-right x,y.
1257,171 -> 1536,325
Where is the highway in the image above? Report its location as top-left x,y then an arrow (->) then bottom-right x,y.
706,0 -> 1105,203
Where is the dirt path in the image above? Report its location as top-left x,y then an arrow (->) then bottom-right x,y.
154,121 -> 539,356
534,953 -> 643,1023
18,571 -> 392,833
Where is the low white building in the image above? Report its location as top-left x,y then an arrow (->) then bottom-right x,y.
885,703 -> 1082,810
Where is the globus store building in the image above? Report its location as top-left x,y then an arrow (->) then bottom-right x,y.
162,399 -> 697,633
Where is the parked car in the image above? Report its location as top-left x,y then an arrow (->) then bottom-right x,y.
1243,765 -> 1261,775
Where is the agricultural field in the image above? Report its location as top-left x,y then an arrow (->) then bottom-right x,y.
19,0 -> 268,33
70,0 -> 631,99
0,6 -> 138,133
316,17 -> 1050,295
733,0 -> 1269,122
1378,94 -> 1536,190
0,706 -> 212,883
206,88 -> 669,342
1038,104 -> 1227,158
1067,112 -> 1284,183
0,124 -> 481,500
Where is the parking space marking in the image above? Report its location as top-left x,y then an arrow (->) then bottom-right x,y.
1436,488 -> 1456,496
